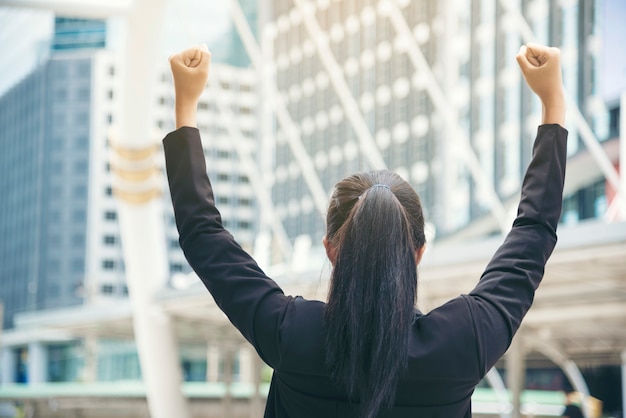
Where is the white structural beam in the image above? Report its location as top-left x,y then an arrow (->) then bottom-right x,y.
291,0 -> 387,171
506,336 -> 524,418
485,368 -> 513,418
0,0 -> 130,17
382,0 -> 510,233
210,80 -> 294,261
229,0 -> 329,218
497,0 -> 622,212
531,340 -> 591,418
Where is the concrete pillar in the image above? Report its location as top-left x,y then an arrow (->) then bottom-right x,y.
249,350 -> 263,418
81,334 -> 98,383
506,335 -> 525,418
207,344 -> 219,382
222,344 -> 234,418
239,345 -> 253,384
1,347 -> 16,385
27,342 -> 48,384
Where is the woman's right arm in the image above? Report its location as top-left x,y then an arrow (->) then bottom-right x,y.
465,44 -> 567,375
165,46 -> 292,367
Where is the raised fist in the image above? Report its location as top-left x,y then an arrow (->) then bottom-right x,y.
516,43 -> 564,108
169,44 -> 211,106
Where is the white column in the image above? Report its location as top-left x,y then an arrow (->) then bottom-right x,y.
1,347 -> 16,385
113,0 -> 189,416
27,342 -> 47,384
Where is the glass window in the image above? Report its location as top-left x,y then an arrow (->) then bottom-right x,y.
71,258 -> 84,272
102,260 -> 115,270
72,234 -> 85,247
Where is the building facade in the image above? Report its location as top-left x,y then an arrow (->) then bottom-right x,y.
260,0 -> 613,246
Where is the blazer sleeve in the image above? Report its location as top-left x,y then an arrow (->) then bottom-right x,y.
163,127 -> 292,367
465,124 -> 568,375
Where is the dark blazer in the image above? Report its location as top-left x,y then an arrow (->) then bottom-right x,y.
164,124 -> 567,418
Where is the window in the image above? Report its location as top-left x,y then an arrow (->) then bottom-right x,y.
104,211 -> 117,221
105,186 -> 113,196
101,283 -> 114,294
72,234 -> 85,247
73,185 -> 87,198
74,136 -> 88,150
217,173 -> 229,181
74,161 -> 87,174
72,210 -> 86,222
170,263 -> 183,273
76,86 -> 90,100
104,235 -> 116,245
72,258 -> 84,272
238,221 -> 251,229
238,175 -> 249,183
169,239 -> 180,249
74,112 -> 88,126
102,260 -> 115,270
217,196 -> 229,205
238,198 -> 251,206
55,89 -> 67,101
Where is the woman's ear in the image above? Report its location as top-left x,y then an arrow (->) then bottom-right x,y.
415,245 -> 426,265
323,236 -> 337,266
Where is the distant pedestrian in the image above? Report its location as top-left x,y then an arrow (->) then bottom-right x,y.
562,391 -> 585,418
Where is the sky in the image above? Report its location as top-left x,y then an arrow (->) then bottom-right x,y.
600,0 -> 626,102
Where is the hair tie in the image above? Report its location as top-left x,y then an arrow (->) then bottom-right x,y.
358,184 -> 391,200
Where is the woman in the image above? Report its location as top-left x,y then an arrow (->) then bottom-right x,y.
164,43 -> 567,417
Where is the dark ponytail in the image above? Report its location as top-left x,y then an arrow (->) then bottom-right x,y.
324,170 -> 425,418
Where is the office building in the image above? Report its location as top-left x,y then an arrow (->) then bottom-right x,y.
260,0 -> 613,245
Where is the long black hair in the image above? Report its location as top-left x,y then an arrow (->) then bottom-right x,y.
324,170 -> 426,418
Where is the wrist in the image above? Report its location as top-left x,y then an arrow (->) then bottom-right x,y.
541,103 -> 566,126
175,101 -> 198,129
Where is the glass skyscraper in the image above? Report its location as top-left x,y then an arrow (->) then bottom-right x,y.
0,18 -> 116,329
